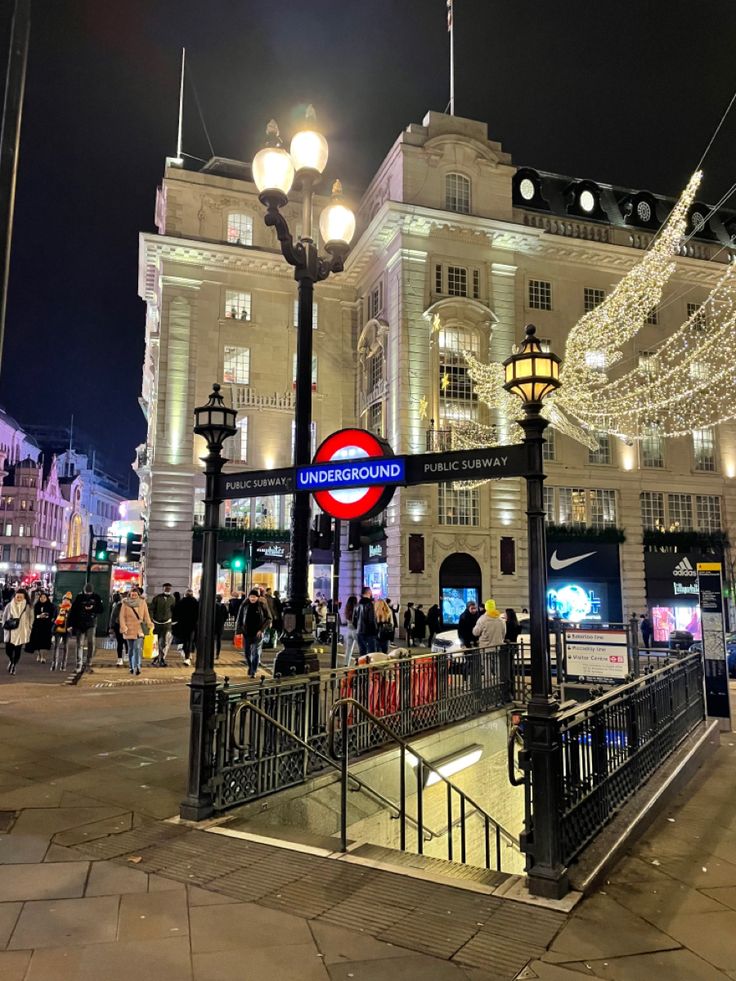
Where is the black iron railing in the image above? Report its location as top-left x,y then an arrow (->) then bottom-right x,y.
521,652 -> 705,870
329,698 -> 519,872
208,645 -> 513,812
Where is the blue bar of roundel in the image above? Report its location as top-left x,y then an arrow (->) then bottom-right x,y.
296,457 -> 406,492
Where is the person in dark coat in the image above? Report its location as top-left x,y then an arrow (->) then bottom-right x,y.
214,594 -> 228,660
28,591 -> 56,663
172,589 -> 199,666
640,613 -> 653,649
427,603 -> 442,646
403,603 -> 415,647
458,601 -> 480,648
504,608 -> 522,643
413,605 -> 427,646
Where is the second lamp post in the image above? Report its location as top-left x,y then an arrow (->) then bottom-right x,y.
252,108 -> 355,676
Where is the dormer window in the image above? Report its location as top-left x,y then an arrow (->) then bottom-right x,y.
445,173 -> 470,214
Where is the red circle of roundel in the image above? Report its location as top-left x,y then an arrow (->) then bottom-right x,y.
313,428 -> 394,521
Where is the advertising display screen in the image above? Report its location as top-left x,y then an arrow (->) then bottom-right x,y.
547,580 -> 608,623
364,562 -> 388,599
442,587 -> 478,625
651,605 -> 702,642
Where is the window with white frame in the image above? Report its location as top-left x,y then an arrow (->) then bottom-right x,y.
687,302 -> 708,331
697,495 -> 722,532
439,326 -> 480,422
638,351 -> 655,375
558,488 -> 587,525
292,354 -> 318,390
472,269 -> 480,300
641,426 -> 664,468
366,349 -> 384,394
537,337 -> 551,352
543,485 -> 555,522
646,307 -> 658,325
291,421 -> 317,460
693,428 -> 716,471
226,213 -> 253,246
225,290 -> 252,321
447,266 -> 468,297
223,346 -> 250,385
367,402 -> 383,438
369,281 -> 384,319
584,287 -> 605,311
231,417 -> 248,462
589,489 -> 617,528
434,264 -> 443,294
667,493 -> 693,530
438,482 -> 479,525
640,491 -> 664,530
445,173 -> 470,214
528,279 -> 552,310
542,427 -> 556,462
588,433 -> 611,465
293,300 -> 318,329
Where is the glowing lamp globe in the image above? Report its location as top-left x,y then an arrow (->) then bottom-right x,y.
252,120 -> 295,204
319,180 -> 356,249
503,325 -> 561,405
290,105 -> 329,175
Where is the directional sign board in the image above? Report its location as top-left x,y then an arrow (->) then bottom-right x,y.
218,468 -> 294,500
698,562 -> 732,728
564,628 -> 630,682
405,445 -> 527,484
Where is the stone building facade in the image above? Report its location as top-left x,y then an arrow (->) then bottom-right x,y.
138,110 -> 736,632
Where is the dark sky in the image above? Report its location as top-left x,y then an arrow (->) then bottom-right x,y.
1,0 -> 735,478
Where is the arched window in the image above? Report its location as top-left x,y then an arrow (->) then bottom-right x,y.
445,173 -> 470,214
226,212 -> 253,246
438,326 -> 480,422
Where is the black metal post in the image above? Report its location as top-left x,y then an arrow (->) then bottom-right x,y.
85,523 -> 94,584
519,402 -> 568,898
331,518 -> 341,670
0,0 -> 30,371
180,445 -> 223,821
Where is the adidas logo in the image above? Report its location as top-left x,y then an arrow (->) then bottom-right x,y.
672,556 -> 697,577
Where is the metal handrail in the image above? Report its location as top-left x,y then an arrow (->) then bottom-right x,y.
230,698 -> 436,840
328,697 -> 519,871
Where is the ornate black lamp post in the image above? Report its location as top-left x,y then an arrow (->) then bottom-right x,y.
180,384 -> 237,821
503,324 -> 567,897
252,108 -> 355,676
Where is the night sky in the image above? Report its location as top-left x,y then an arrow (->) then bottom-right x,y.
1,0 -> 735,479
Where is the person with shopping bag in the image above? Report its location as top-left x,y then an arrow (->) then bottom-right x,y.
119,588 -> 153,676
235,588 -> 271,679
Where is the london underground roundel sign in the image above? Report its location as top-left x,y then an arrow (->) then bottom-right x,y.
305,428 -> 399,521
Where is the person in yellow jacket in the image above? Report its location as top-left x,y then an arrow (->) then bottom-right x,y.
119,588 -> 153,676
472,599 -> 507,648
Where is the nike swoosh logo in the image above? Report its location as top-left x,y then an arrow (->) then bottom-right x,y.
549,549 -> 597,571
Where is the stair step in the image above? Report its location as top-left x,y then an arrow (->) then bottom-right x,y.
350,842 -> 510,889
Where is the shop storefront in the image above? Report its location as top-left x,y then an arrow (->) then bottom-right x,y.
251,540 -> 290,595
546,541 -> 622,624
644,552 -> 707,644
362,539 -> 388,599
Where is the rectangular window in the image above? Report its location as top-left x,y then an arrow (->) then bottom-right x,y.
292,354 -> 318,390
693,428 -> 716,471
439,327 -> 480,422
223,346 -> 250,385
367,402 -> 383,438
292,300 -> 318,329
542,427 -> 556,462
687,302 -> 708,331
667,493 -> 693,530
369,281 -> 384,319
1,545 -> 9,561
537,337 -> 551,353
367,350 -> 384,392
638,351 -> 655,375
697,495 -> 722,533
225,290 -> 251,321
588,433 -> 611,465
3,523 -> 11,537
558,488 -> 586,525
447,266 -> 468,297
584,287 -> 605,311
18,525 -> 24,537
235,418 -> 248,462
435,264 -> 443,294
646,307 -> 658,325
589,489 -> 617,528
472,269 -> 480,300
528,279 -> 552,310
226,213 -> 253,246
445,173 -> 470,214
438,483 -> 479,526
641,427 -> 664,468
640,491 -> 664,530
543,485 -> 555,523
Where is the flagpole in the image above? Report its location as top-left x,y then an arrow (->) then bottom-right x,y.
175,47 -> 186,163
447,0 -> 455,115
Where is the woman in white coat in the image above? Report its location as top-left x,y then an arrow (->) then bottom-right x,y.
3,588 -> 34,674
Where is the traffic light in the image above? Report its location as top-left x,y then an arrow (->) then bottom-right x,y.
231,554 -> 245,572
125,532 -> 143,563
94,538 -> 109,561
310,513 -> 333,550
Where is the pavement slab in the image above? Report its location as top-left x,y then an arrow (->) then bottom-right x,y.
657,910 -> 736,972
0,832 -> 51,864
34,937 -> 193,981
559,949 -> 730,980
0,861 -> 90,902
193,943 -> 330,981
117,889 -> 190,940
309,921 -> 407,964
8,894 -> 120,949
189,900 -> 314,953
547,893 -> 679,960
0,902 -> 22,946
0,950 -> 32,981
85,858 -> 150,896
326,953 -> 471,980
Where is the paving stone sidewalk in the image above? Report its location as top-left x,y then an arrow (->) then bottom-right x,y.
0,676 -> 734,979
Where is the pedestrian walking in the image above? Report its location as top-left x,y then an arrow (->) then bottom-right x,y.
109,594 -> 128,667
458,600 -> 480,648
173,589 -> 198,666
354,587 -> 378,658
272,590 -> 284,639
119,587 -> 153,676
427,603 -> 442,647
51,592 -> 73,671
3,589 -> 33,674
374,599 -> 395,655
413,605 -> 427,646
343,595 -> 359,666
403,603 -> 415,647
473,599 -> 506,648
69,583 -> 103,673
504,608 -> 522,643
27,590 -> 55,664
640,612 -> 653,649
236,588 -> 271,678
215,594 -> 228,660
149,583 -> 176,667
